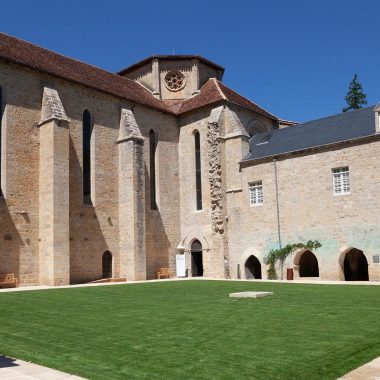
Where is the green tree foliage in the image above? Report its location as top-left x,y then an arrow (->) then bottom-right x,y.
267,240 -> 322,280
343,74 -> 367,112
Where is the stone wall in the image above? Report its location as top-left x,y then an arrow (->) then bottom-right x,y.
177,104 -> 276,278
231,139 -> 380,281
1,56 -> 379,286
0,60 -> 180,284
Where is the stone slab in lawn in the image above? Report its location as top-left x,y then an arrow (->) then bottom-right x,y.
229,291 -> 273,298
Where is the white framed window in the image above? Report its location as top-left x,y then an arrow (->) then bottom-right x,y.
249,181 -> 263,206
332,167 -> 350,195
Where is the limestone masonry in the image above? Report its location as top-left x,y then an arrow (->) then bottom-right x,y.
0,33 -> 379,285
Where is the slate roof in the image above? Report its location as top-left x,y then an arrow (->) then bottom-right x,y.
244,106 -> 377,162
117,55 -> 225,76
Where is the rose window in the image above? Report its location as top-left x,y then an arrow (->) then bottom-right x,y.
165,71 -> 186,91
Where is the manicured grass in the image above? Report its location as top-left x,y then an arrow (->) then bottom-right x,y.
0,280 -> 379,379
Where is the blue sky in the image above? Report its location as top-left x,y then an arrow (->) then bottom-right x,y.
2,0 -> 379,122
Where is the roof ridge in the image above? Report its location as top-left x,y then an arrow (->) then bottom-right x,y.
213,78 -> 227,100
293,105 -> 376,128
0,32 -> 118,78
216,80 -> 278,120
0,33 -> 173,114
174,79 -> 224,114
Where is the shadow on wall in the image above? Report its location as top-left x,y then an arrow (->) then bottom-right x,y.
145,165 -> 171,280
68,136 -> 112,284
0,198 -> 23,282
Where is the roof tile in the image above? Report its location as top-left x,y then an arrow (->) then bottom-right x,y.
0,33 -> 172,114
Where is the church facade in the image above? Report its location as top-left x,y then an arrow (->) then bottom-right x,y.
0,33 -> 379,286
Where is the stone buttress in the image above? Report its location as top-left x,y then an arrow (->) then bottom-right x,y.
117,107 -> 146,280
222,108 -> 250,279
38,87 -> 70,286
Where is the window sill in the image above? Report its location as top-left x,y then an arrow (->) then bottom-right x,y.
333,192 -> 351,197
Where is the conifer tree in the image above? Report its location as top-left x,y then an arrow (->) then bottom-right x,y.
343,74 -> 367,112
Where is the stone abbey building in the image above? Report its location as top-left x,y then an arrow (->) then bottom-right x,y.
0,33 -> 379,286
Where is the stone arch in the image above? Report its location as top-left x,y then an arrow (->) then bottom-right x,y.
245,255 -> 262,279
294,250 -> 319,277
339,248 -> 369,281
240,247 -> 265,279
190,239 -> 203,277
246,118 -> 267,137
102,251 -> 113,279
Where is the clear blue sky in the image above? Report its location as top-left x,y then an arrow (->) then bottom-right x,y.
2,0 -> 379,122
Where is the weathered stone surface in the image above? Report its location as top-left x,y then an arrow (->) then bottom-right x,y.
207,106 -> 225,235
118,107 -> 143,142
39,86 -> 70,126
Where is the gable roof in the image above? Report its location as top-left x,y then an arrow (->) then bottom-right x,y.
0,33 -> 279,120
171,78 -> 278,119
117,55 -> 224,76
244,106 -> 377,162
0,33 -> 172,114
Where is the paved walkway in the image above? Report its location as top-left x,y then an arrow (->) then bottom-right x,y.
0,356 -> 86,380
338,356 -> 380,379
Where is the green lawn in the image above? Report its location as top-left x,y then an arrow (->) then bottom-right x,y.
0,280 -> 379,379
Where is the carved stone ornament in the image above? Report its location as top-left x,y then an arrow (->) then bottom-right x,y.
164,70 -> 186,91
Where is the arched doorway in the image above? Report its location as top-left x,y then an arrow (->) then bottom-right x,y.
342,248 -> 369,281
245,255 -> 262,279
102,251 -> 112,279
191,240 -> 203,277
299,250 -> 319,277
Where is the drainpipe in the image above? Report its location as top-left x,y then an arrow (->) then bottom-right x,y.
274,158 -> 282,250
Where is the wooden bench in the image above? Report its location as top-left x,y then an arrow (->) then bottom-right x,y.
156,268 -> 175,279
0,273 -> 19,288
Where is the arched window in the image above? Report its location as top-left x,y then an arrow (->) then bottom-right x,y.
83,109 -> 92,205
0,86 -> 3,196
194,131 -> 202,210
149,129 -> 157,209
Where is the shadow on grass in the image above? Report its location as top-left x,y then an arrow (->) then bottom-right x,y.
0,355 -> 19,368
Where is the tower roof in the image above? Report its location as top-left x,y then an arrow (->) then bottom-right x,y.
117,55 -> 225,76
